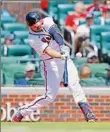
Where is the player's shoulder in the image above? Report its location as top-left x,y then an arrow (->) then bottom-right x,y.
43,17 -> 54,24
43,17 -> 55,31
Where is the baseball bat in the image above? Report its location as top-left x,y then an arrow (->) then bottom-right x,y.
63,57 -> 68,87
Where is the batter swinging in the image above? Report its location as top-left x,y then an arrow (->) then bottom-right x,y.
12,12 -> 96,122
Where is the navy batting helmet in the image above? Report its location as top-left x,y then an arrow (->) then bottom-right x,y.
25,12 -> 40,26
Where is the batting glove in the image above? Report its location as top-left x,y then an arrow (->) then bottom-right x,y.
60,45 -> 70,59
61,54 -> 68,60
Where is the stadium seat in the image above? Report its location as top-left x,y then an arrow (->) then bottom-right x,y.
95,72 -> 106,80
6,45 -> 32,56
79,18 -> 101,25
23,38 -> 29,45
2,63 -> 26,85
79,19 -> 86,25
1,30 -> 11,38
1,9 -> 11,17
1,56 -> 21,64
1,38 -> 5,45
1,45 -> 5,56
34,53 -> 40,59
93,11 -> 101,18
87,63 -> 109,77
90,25 -> 110,48
1,17 -> 16,28
105,19 -> 110,25
80,77 -> 106,87
13,31 -> 29,39
14,72 -> 25,79
14,71 -> 44,86
101,32 -> 110,54
48,1 -> 59,21
73,57 -> 87,69
1,70 -> 6,85
48,1 -> 69,21
27,78 -> 44,86
3,23 -> 27,32
82,0 -> 93,4
13,39 -> 22,45
1,16 -> 16,23
94,18 -> 101,25
57,4 -> 74,25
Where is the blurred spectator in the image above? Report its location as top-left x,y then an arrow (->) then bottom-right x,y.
79,52 -> 100,79
100,9 -> 110,25
105,66 -> 110,86
104,0 -> 110,10
76,13 -> 93,36
75,13 -> 97,55
65,2 -> 86,33
87,52 -> 99,63
3,34 -> 14,56
14,62 -> 35,86
40,0 -> 48,13
87,0 -> 108,13
79,64 -> 92,79
4,34 -> 14,46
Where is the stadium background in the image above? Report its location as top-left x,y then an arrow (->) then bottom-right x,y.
1,0 -> 110,123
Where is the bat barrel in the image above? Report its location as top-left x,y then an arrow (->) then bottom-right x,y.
63,57 -> 68,87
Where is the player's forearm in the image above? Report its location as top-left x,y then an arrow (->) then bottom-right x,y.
44,47 -> 62,59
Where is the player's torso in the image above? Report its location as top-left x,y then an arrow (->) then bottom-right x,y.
29,17 -> 60,60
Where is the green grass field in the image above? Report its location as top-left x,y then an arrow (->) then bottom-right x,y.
1,122 -> 110,132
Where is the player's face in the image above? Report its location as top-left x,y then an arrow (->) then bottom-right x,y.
30,23 -> 42,32
30,20 -> 43,32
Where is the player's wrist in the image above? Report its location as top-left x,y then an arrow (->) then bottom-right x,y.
60,55 -> 64,59
60,54 -> 66,60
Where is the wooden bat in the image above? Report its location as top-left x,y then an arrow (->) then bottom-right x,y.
63,57 -> 68,87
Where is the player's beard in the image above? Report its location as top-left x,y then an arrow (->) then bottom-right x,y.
30,20 -> 43,32
30,26 -> 42,32
36,26 -> 43,32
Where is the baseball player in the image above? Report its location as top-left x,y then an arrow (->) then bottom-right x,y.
12,12 -> 96,122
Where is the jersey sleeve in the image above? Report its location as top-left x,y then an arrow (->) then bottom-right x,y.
43,17 -> 56,32
39,41 -> 49,53
29,36 -> 49,54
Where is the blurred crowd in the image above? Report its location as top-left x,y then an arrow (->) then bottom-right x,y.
1,0 -> 110,87
40,0 -> 110,58
65,0 -> 110,56
39,0 -> 110,86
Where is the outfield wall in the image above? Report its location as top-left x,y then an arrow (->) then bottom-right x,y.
1,87 -> 110,122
